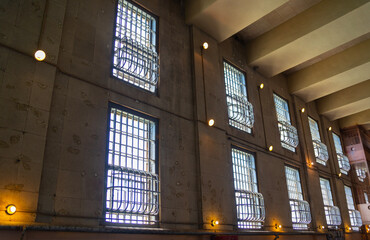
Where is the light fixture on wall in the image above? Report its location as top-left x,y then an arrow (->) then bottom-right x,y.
338,173 -> 342,177
208,119 -> 215,127
34,50 -> 46,61
211,219 -> 219,227
202,42 -> 209,50
301,108 -> 305,113
268,145 -> 273,151
274,224 -> 282,229
318,225 -> 325,230
328,127 -> 332,131
6,204 -> 16,215
259,83 -> 264,89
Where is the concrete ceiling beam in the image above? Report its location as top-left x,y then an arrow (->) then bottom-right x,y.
185,0 -> 288,42
317,80 -> 370,121
287,39 -> 370,102
246,0 -> 370,77
339,110 -> 370,130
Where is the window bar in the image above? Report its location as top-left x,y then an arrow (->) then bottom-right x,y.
345,186 -> 362,230
320,178 -> 341,228
332,133 -> 351,174
105,107 -> 159,225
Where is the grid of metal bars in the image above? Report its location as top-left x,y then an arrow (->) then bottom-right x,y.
273,94 -> 298,151
105,106 -> 159,225
308,117 -> 329,165
113,0 -> 159,92
224,62 -> 254,133
231,148 -> 265,229
285,167 -> 311,230
345,186 -> 362,230
320,178 -> 341,228
332,133 -> 351,174
356,168 -> 366,182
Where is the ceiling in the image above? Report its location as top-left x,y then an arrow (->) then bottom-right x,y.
185,0 -> 370,130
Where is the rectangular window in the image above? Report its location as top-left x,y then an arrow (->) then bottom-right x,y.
365,192 -> 369,204
332,133 -> 350,174
285,166 -> 311,230
344,186 -> 362,230
308,117 -> 329,165
105,105 -> 159,225
112,0 -> 159,92
223,62 -> 254,133
319,178 -> 341,228
231,148 -> 265,229
273,94 -> 299,151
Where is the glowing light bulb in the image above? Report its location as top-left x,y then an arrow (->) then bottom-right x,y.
34,50 -> 46,61
211,220 -> 219,226
202,42 -> 209,50
268,145 -> 273,151
259,83 -> 264,89
328,127 -> 332,131
301,108 -> 305,113
6,204 -> 16,215
208,119 -> 215,127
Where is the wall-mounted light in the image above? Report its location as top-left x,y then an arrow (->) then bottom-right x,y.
202,42 -> 209,50
301,108 -> 305,113
346,226 -> 352,231
338,173 -> 342,177
275,224 -> 282,229
6,204 -> 16,215
208,119 -> 215,127
328,127 -> 332,131
34,50 -> 46,61
268,145 -> 273,151
259,83 -> 264,89
211,220 -> 219,227
318,225 -> 325,230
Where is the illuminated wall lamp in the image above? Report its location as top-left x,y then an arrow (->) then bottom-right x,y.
328,127 -> 332,131
34,50 -> 46,61
211,220 -> 219,227
202,42 -> 209,50
301,108 -> 305,113
208,119 -> 215,127
6,204 -> 16,215
275,224 -> 282,229
318,225 -> 325,230
268,145 -> 273,152
259,83 -> 264,89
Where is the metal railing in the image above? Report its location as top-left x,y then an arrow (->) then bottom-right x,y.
227,95 -> 254,131
324,205 -> 341,227
312,140 -> 329,165
356,168 -> 366,182
106,167 -> 159,224
349,209 -> 362,228
336,153 -> 350,174
235,190 -> 265,228
289,199 -> 312,225
278,121 -> 299,149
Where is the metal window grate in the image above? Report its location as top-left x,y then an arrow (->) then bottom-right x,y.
285,167 -> 311,229
231,148 -> 265,229
364,192 -> 369,204
345,186 -> 362,229
224,62 -> 254,133
273,94 -> 298,151
113,0 -> 159,92
105,106 -> 159,225
332,133 -> 350,174
320,178 -> 341,228
308,117 -> 329,165
356,168 -> 366,182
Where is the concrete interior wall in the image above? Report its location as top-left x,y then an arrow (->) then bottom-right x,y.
0,0 -> 367,239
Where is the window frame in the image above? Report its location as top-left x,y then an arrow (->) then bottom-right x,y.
308,116 -> 329,166
230,145 -> 265,229
222,59 -> 253,134
103,102 -> 160,227
111,0 -> 160,94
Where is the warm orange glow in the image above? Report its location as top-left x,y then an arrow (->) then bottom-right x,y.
268,145 -> 273,151
6,204 -> 16,215
259,83 -> 264,89
34,50 -> 46,61
338,173 -> 342,177
301,108 -> 305,113
328,126 -> 332,131
275,223 -> 282,229
211,219 -> 219,226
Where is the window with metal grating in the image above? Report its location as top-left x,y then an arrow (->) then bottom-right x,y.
112,0 -> 159,92
332,133 -> 350,174
308,117 -> 328,165
319,178 -> 341,228
105,104 -> 159,225
345,186 -> 362,230
273,94 -> 298,151
223,62 -> 254,133
231,148 -> 265,229
285,166 -> 311,230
